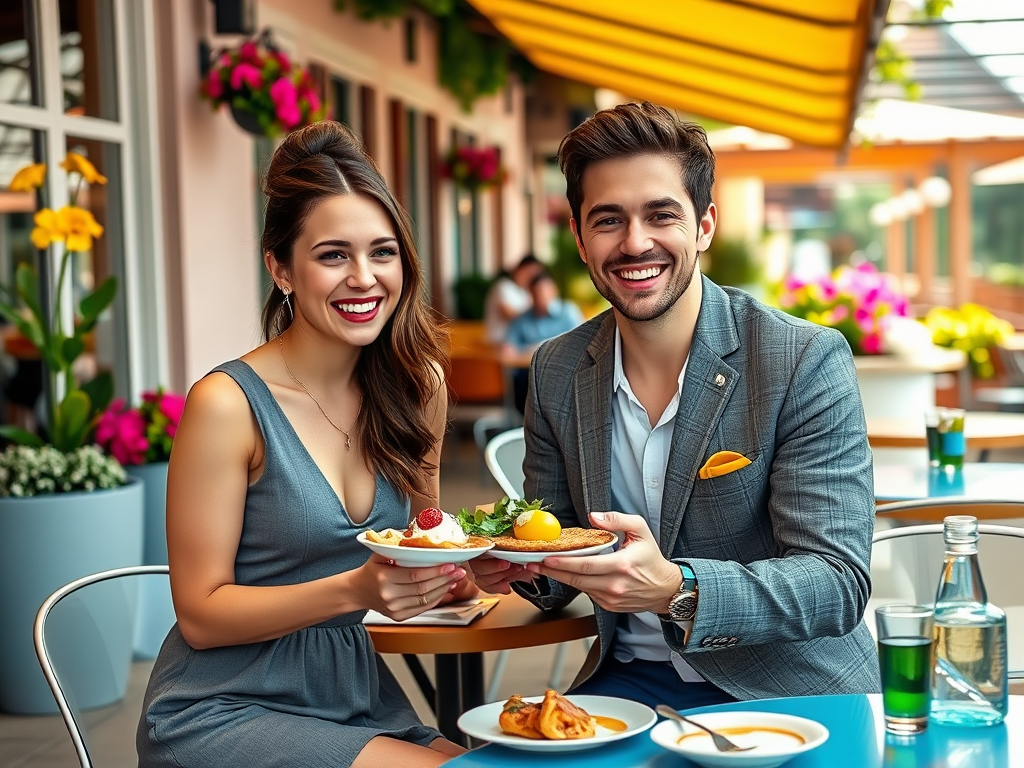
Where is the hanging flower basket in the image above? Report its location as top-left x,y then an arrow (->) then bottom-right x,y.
199,29 -> 327,139
440,145 -> 506,192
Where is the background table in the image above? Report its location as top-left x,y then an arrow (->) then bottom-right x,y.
446,693 -> 1023,767
366,592 -> 596,746
868,412 -> 1024,456
872,461 -> 1024,502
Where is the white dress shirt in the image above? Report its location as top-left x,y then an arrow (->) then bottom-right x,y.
609,328 -> 705,683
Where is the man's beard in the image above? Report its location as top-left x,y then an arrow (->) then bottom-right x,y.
589,248 -> 699,323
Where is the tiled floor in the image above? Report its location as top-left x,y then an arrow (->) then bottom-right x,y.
3,434 -> 1022,766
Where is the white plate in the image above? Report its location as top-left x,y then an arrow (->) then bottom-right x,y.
486,539 -> 616,564
457,694 -> 656,752
649,711 -> 829,768
356,531 -> 493,568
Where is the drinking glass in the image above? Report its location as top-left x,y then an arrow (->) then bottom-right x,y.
924,408 -> 965,470
876,604 -> 934,735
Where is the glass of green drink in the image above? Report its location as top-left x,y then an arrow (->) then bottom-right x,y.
925,408 -> 965,470
876,604 -> 934,735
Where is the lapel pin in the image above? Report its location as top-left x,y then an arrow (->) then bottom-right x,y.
714,373 -> 726,387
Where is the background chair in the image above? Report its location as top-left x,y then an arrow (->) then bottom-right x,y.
482,427 -> 588,700
34,565 -> 170,768
869,501 -> 1024,686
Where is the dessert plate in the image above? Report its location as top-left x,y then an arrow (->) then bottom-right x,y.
356,530 -> 493,568
457,694 -> 656,752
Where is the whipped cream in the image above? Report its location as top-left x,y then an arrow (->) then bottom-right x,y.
408,511 -> 469,545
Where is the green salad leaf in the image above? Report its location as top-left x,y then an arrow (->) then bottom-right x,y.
456,496 -> 547,537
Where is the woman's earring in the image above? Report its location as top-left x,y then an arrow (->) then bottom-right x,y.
282,288 -> 293,320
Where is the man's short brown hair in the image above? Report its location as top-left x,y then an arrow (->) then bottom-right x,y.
557,102 -> 716,226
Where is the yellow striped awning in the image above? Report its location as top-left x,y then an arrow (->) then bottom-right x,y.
468,0 -> 885,148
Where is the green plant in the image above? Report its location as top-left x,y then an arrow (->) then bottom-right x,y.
452,273 -> 492,320
0,153 -> 117,454
0,444 -> 126,497
700,237 -> 760,288
923,303 -> 1015,379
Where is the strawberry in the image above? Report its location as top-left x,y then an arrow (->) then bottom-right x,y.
416,507 -> 444,530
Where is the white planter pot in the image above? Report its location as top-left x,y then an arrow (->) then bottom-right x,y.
126,462 -> 175,659
0,479 -> 143,714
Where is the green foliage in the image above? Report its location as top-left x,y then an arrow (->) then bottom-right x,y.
437,9 -> 511,112
0,259 -> 117,453
456,496 -> 546,536
700,237 -> 760,288
452,272 -> 492,320
333,0 -> 454,20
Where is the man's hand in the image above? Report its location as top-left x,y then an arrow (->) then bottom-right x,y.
525,511 -> 682,613
465,553 -> 534,595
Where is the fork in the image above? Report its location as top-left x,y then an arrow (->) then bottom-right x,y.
655,705 -> 757,753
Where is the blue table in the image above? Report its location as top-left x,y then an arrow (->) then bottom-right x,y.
873,462 -> 1024,503
445,694 -> 1023,767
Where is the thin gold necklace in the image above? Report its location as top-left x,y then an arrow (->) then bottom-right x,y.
278,336 -> 356,451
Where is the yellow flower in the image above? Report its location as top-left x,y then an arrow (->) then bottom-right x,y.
9,162 -> 46,192
57,206 -> 104,251
60,152 -> 107,185
30,208 -> 65,250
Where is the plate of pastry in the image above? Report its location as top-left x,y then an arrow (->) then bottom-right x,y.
358,507 -> 493,567
485,528 -> 618,564
457,690 -> 656,752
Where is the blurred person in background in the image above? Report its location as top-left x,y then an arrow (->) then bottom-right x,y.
484,253 -> 545,344
503,270 -> 584,413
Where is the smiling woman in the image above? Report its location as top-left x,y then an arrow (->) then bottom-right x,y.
135,121 -> 468,768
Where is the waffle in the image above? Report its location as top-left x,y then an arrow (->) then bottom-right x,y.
489,527 -> 616,552
399,534 -> 491,549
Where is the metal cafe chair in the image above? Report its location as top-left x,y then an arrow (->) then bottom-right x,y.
869,510 -> 1024,682
483,427 -> 588,700
34,565 -> 170,768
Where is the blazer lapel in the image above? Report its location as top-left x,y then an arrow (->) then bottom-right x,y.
575,314 -> 616,523
659,278 -> 741,552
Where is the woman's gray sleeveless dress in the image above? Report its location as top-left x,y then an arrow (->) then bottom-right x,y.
137,361 -> 441,767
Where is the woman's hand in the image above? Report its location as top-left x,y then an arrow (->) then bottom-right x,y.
465,554 -> 534,595
350,554 -> 466,621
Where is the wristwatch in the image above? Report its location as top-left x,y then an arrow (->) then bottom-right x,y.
660,563 -> 699,622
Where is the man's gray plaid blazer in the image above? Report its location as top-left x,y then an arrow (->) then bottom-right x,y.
518,276 -> 881,700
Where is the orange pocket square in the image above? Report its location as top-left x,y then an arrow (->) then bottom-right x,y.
698,451 -> 752,480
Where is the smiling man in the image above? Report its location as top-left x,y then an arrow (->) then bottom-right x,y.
469,102 -> 880,710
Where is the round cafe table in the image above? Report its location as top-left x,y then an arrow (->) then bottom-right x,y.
445,693 -> 1024,767
872,461 -> 1024,503
366,591 -> 596,747
867,412 -> 1024,453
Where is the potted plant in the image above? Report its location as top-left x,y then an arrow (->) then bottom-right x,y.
775,262 -> 912,356
0,154 -> 143,714
96,389 -> 185,658
923,303 -> 1015,379
199,29 -> 328,138
441,145 -> 506,192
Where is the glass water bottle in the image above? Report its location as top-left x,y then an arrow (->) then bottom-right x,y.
930,515 -> 1008,727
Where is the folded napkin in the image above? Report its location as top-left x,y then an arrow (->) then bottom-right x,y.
698,451 -> 752,480
362,597 -> 500,626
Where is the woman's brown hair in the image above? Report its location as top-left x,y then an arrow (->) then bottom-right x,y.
260,120 -> 449,500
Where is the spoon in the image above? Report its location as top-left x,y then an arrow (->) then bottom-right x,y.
656,705 -> 756,753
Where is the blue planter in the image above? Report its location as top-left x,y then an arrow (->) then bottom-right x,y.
126,462 -> 175,658
0,479 -> 143,714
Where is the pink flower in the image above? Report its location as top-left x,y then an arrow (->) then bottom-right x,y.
158,393 -> 186,436
95,401 -> 149,466
239,41 -> 260,64
204,71 -> 223,100
300,88 -> 320,115
861,333 -> 883,354
272,51 -> 292,71
230,63 -> 263,92
270,77 -> 301,128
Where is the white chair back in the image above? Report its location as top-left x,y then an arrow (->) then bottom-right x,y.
484,427 -> 525,500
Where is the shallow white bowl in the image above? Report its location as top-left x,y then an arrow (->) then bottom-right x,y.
356,531 -> 493,568
649,711 -> 829,768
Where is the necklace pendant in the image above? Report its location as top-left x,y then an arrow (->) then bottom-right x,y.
345,434 -> 351,451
